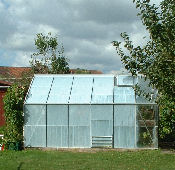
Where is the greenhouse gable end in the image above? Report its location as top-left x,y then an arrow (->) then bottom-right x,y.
24,74 -> 158,149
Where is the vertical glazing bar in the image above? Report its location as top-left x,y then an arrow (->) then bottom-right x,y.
46,77 -> 54,103
157,104 -> 159,128
112,76 -> 115,148
46,104 -> 47,147
23,104 -> 25,145
46,77 -> 54,147
135,105 -> 137,148
68,77 -> 74,148
90,77 -> 94,147
90,78 -> 94,102
155,105 -> 159,148
68,104 -> 69,148
68,77 -> 74,103
135,79 -> 137,148
157,105 -> 159,148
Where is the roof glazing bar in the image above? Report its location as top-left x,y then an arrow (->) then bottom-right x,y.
90,77 -> 94,104
24,76 -> 35,104
46,77 -> 54,104
68,76 -> 74,104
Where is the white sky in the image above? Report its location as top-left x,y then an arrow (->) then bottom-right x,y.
0,0 -> 161,73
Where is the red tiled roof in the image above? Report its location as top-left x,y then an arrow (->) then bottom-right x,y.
0,66 -> 31,78
88,70 -> 102,74
0,66 -> 102,78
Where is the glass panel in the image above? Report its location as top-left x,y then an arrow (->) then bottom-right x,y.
114,87 -> 135,103
47,77 -> 73,104
69,105 -> 90,126
25,76 -> 53,104
91,105 -> 113,137
47,126 -> 68,148
69,126 -> 90,147
91,120 -> 113,136
31,76 -> 53,87
114,126 -> 135,148
136,105 -> 158,148
24,105 -> 46,147
91,105 -> 113,120
24,105 -> 46,126
69,77 -> 93,103
114,105 -> 135,126
136,76 -> 155,104
91,95 -> 113,103
114,105 -> 136,148
118,75 -> 134,86
26,87 -> 51,104
137,105 -> 156,120
69,105 -> 91,148
47,105 -> 68,148
47,105 -> 68,126
136,95 -> 152,104
91,76 -> 113,103
24,126 -> 46,147
137,127 -> 155,148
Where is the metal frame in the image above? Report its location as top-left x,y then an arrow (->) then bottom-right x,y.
25,103 -> 157,105
24,74 -> 158,149
135,104 -> 158,149
34,74 -> 114,77
24,76 -> 35,104
25,74 -> 156,105
24,103 -> 158,149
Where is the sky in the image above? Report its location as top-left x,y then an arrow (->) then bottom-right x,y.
0,0 -> 161,73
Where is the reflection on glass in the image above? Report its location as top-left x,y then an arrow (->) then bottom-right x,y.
137,105 -> 158,148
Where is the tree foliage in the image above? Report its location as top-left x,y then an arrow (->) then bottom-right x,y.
31,32 -> 70,74
113,0 -> 175,139
3,84 -> 26,149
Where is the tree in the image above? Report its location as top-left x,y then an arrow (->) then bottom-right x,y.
113,0 -> 175,140
31,32 -> 70,74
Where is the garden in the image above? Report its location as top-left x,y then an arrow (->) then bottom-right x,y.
0,0 -> 175,169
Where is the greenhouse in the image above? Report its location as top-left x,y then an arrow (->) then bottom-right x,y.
24,74 -> 158,149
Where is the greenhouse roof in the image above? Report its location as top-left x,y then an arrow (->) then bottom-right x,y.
25,74 -> 154,104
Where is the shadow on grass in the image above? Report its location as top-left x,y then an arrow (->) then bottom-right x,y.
17,162 -> 24,170
159,142 -> 175,150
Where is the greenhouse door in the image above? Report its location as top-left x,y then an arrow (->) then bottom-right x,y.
91,105 -> 113,148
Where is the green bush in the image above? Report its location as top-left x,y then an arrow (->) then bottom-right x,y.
159,96 -> 175,141
3,84 -> 26,150
0,126 -> 5,134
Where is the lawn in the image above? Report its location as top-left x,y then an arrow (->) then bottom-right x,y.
0,149 -> 175,170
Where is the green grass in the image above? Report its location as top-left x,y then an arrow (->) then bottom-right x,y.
0,149 -> 175,170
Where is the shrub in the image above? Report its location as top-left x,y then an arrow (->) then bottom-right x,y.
3,84 -> 26,150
